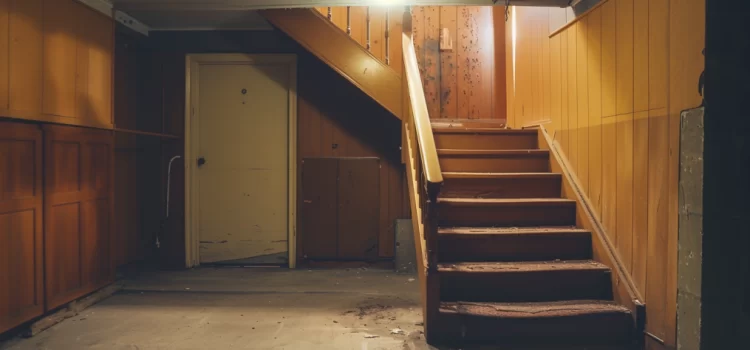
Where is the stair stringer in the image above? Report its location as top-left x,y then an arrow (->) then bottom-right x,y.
260,8 -> 403,120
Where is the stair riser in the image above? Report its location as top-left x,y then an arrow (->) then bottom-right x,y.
435,312 -> 634,346
440,270 -> 613,302
438,204 -> 576,227
439,156 -> 549,173
438,234 -> 592,262
441,177 -> 561,198
434,134 -> 538,150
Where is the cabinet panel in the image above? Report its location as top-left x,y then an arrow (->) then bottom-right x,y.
8,0 -> 43,115
0,122 -> 44,334
83,7 -> 113,127
44,124 -> 113,310
42,0 -> 77,118
0,0 -> 9,110
338,158 -> 380,260
301,158 -> 338,260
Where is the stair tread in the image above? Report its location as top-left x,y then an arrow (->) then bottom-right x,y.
440,300 -> 630,319
439,226 -> 588,235
442,172 -> 561,178
432,127 -> 537,134
438,198 -> 575,204
438,149 -> 549,156
438,260 -> 609,273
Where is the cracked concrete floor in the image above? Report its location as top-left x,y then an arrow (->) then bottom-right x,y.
1,268 -> 434,350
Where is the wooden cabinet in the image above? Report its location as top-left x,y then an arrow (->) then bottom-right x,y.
7,0 -> 43,117
43,124 -> 113,310
0,0 -> 113,128
0,122 -> 45,334
301,158 -> 380,261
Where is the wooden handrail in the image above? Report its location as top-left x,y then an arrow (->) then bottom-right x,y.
402,32 -> 443,186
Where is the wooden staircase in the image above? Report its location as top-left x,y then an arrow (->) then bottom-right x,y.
424,125 -> 636,348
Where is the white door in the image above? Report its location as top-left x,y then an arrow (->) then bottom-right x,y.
196,62 -> 290,265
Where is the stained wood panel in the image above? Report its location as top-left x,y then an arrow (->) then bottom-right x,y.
301,158 -> 338,260
648,0 -> 668,110
0,122 -> 44,334
632,111 -> 649,293
601,115 -> 617,240
576,19 -> 589,192
615,0 -> 634,114
600,0 -> 616,117
587,7 -> 602,214
0,0 -> 9,110
44,124 -> 113,310
83,7 -> 114,127
566,24 -> 577,169
8,0 -> 43,116
42,0 -> 77,118
413,6 -> 498,120
633,0 -> 649,112
338,158 -> 380,260
615,113 -> 633,272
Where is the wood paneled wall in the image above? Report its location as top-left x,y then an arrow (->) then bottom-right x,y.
0,0 -> 114,129
43,125 -> 114,310
506,1 -> 705,347
140,29 -> 407,267
0,122 -> 44,334
412,6 -> 503,120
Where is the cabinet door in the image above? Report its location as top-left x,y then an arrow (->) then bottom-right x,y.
337,158 -> 380,260
8,0 -> 43,116
0,0 -> 9,110
82,7 -> 113,127
44,124 -> 113,310
42,0 -> 77,118
301,158 -> 339,260
0,122 -> 44,334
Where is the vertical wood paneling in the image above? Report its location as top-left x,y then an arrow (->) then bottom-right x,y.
492,6 -> 507,122
0,122 -> 44,334
477,7 -> 494,120
646,108 -> 669,340
633,0 -> 649,112
559,29 -> 568,152
616,0 -> 634,114
369,7 -> 385,61
601,115 -> 617,241
388,7 -> 404,76
301,158 -> 338,259
44,125 -> 114,310
576,19 -> 589,192
8,0 -> 43,115
566,25 -> 577,169
42,0 -> 77,118
423,6 -> 440,119
456,6 -> 471,119
549,34 -> 561,140
509,2 -> 705,345
648,0 -> 668,110
379,157 -> 390,257
542,13 -> 551,121
616,113 -> 633,272
632,110 -> 649,293
0,0 -> 8,109
601,0 -> 616,117
338,159 -> 380,260
85,9 -> 114,127
440,6 -> 458,119
587,8 -> 602,213
349,7 -> 365,46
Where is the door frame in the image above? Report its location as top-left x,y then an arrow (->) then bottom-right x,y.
184,53 -> 298,269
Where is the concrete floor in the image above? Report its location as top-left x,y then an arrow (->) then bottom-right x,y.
1,268 -> 435,350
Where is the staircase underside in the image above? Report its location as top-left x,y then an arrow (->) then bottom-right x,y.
260,8 -> 402,119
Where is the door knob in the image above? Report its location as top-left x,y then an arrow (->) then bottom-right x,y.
197,157 -> 206,167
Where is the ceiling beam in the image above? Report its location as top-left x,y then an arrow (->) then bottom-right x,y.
112,1 -> 571,12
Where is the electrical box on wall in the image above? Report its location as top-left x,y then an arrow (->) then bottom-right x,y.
440,28 -> 453,51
